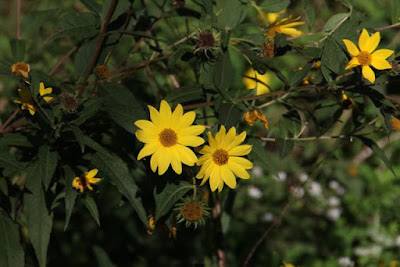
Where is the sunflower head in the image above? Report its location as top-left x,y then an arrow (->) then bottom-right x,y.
242,68 -> 271,95
196,126 -> 253,192
174,197 -> 211,229
343,28 -> 394,83
11,62 -> 30,78
94,65 -> 110,80
135,100 -> 205,175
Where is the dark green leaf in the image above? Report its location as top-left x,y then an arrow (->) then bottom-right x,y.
83,195 -> 100,226
70,97 -> 104,126
261,0 -> 291,13
323,13 -> 349,32
213,51 -> 233,90
154,181 -> 193,221
9,39 -> 25,62
91,151 -> 148,227
93,246 -> 117,267
0,214 -> 24,267
321,37 -> 347,80
24,161 -> 53,267
392,0 -> 400,24
168,46 -> 193,68
0,151 -> 24,177
0,133 -> 33,147
218,103 -> 242,129
81,0 -> 102,15
304,0 -> 315,30
102,0 -> 131,23
68,125 -> 86,153
56,12 -> 99,40
289,63 -> 312,87
165,86 -> 205,104
0,178 -> 7,195
248,140 -> 279,175
216,0 -> 247,30
38,145 -> 58,190
75,37 -> 97,78
63,165 -> 77,231
276,138 -> 294,159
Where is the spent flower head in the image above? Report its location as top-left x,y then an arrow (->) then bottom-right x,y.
135,100 -> 205,175
14,88 -> 35,115
343,28 -> 394,83
11,62 -> 30,78
94,65 -> 110,80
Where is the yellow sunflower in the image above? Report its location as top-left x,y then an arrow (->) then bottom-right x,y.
196,126 -> 253,192
14,88 -> 35,115
243,68 -> 271,95
343,28 -> 394,83
135,100 -> 205,175
72,169 -> 101,193
263,10 -> 305,38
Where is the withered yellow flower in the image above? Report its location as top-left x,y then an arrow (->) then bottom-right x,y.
390,117 -> 400,131
264,10 -> 305,38
11,62 -> 30,78
72,169 -> 101,193
14,88 -> 35,115
94,65 -> 110,80
243,68 -> 271,95
39,82 -> 53,103
196,126 -> 253,192
244,109 -> 268,129
343,28 -> 393,83
135,100 -> 205,175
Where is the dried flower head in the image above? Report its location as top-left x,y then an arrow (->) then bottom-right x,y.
391,117 -> 400,131
61,93 -> 79,113
11,62 -> 30,78
94,65 -> 110,80
174,197 -> 211,229
193,30 -> 221,59
244,109 -> 268,129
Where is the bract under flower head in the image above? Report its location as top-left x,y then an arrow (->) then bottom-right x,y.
135,100 -> 205,175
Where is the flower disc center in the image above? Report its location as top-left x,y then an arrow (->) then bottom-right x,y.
181,202 -> 203,221
357,51 -> 372,66
197,31 -> 215,50
159,128 -> 178,147
212,149 -> 229,166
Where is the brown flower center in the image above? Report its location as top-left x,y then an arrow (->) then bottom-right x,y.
181,202 -> 203,221
357,51 -> 372,66
197,31 -> 215,50
212,149 -> 229,166
159,128 -> 178,147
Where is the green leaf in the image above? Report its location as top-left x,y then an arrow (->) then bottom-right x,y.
168,46 -> 193,68
0,133 -> 33,147
101,84 -> 146,133
165,86 -> 205,104
248,139 -> 279,175
93,246 -> 117,267
304,0 -> 315,30
216,0 -> 247,30
0,214 -> 24,267
0,151 -> 25,177
261,0 -> 291,13
74,37 -> 97,78
154,181 -> 193,221
213,51 -> 233,90
276,138 -> 294,159
83,195 -> 100,226
70,97 -> 104,126
56,12 -> 99,40
24,161 -> 53,267
357,136 -> 397,178
9,39 -> 25,62
289,63 -> 312,87
0,178 -> 7,195
218,103 -> 242,129
38,145 -> 58,190
63,165 -> 77,231
321,37 -> 347,80
81,0 -> 102,15
68,125 -> 86,153
102,0 -> 131,23
323,13 -> 349,32
392,0 -> 400,24
91,151 -> 148,227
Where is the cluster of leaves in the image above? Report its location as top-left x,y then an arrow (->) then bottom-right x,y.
1,0 -> 400,266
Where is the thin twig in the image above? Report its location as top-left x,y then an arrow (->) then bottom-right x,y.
110,55 -> 170,79
0,109 -> 20,133
259,134 -> 352,142
242,201 -> 291,267
49,46 -> 78,75
76,0 -> 118,98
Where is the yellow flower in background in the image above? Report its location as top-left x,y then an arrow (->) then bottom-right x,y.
281,262 -> 296,267
72,169 -> 101,193
264,10 -> 305,38
39,82 -> 53,103
390,117 -> 400,131
135,100 -> 205,175
14,88 -> 35,115
196,126 -> 253,192
243,68 -> 271,95
343,28 -> 393,83
244,109 -> 268,129
11,62 -> 30,78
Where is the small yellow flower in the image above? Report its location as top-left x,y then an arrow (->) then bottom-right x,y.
196,126 -> 253,192
147,216 -> 156,235
94,65 -> 110,80
281,262 -> 296,267
343,28 -> 394,83
39,82 -> 53,103
135,100 -> 205,175
264,10 -> 305,38
244,109 -> 268,129
390,117 -> 400,131
14,88 -> 35,115
11,62 -> 30,78
243,68 -> 271,95
72,169 -> 101,193
341,90 -> 355,109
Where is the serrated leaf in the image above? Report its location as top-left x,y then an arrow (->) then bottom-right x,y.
323,13 -> 349,32
102,0 -> 131,23
304,0 -> 315,30
63,165 -> 77,231
93,246 -> 117,267
24,161 -> 53,267
91,150 -> 148,227
321,37 -> 347,79
218,103 -> 242,129
261,0 -> 291,13
248,140 -> 279,175
83,195 -> 100,226
0,214 -> 24,267
154,181 -> 193,221
38,145 -> 58,190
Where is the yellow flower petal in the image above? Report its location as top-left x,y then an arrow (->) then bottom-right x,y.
178,135 -> 205,147
215,125 -> 226,144
157,148 -> 171,175
171,103 -> 183,122
209,167 -> 220,192
372,49 -> 394,60
150,150 -> 160,173
86,169 -> 98,178
371,57 -> 392,70
170,147 -> 182,174
279,27 -> 303,36
135,129 -> 157,143
159,100 -> 172,123
176,145 -> 197,166
229,156 -> 253,169
148,105 -> 161,126
358,28 -> 370,52
345,57 -> 360,70
228,145 -> 252,156
362,65 -> 375,83
226,131 -> 246,150
137,143 -> 159,160
280,21 -> 305,28
343,39 -> 360,57
134,120 -> 157,131
88,177 -> 101,184
178,111 -> 196,128
228,161 -> 250,179
367,31 -> 380,53
221,166 -> 236,189
179,125 -> 205,136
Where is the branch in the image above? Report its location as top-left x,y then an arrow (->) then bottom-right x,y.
49,46 -> 78,75
76,0 -> 118,98
16,0 -> 21,40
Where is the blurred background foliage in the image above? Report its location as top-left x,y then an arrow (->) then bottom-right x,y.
1,0 -> 400,266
